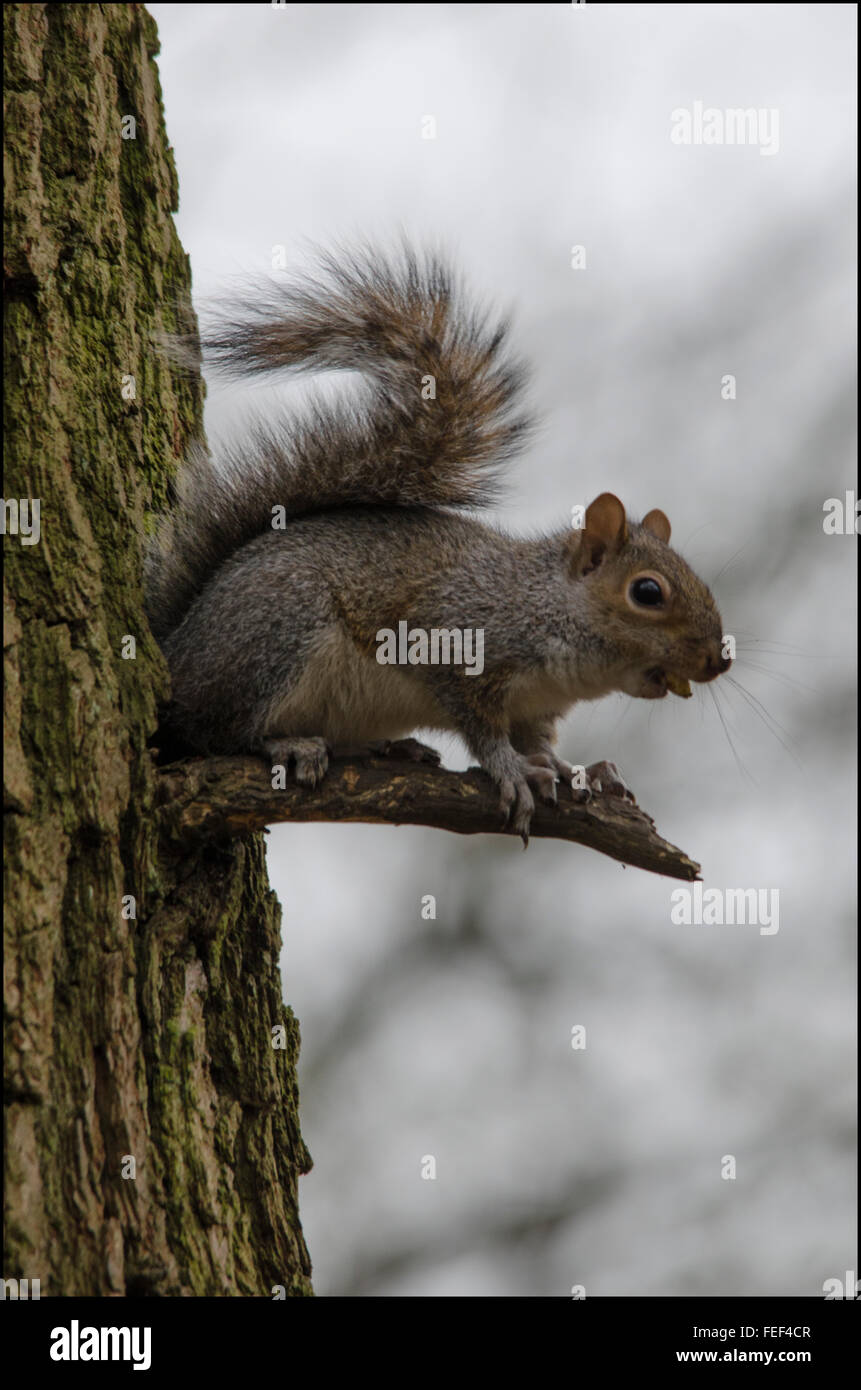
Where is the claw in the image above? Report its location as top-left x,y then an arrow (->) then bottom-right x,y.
585,760 -> 637,804
498,773 -> 536,843
524,760 -> 559,805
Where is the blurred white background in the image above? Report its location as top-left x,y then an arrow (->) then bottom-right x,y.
148,2 -> 856,1295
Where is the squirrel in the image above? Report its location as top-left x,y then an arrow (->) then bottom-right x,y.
146,245 -> 731,841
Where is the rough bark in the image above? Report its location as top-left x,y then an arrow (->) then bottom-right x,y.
159,754 -> 702,881
4,3 -> 312,1296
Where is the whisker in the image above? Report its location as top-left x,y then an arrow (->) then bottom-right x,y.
724,675 -> 803,768
680,520 -> 713,551
711,543 -> 750,588
732,634 -> 814,657
708,683 -> 755,784
734,643 -> 816,658
726,675 -> 797,741
732,658 -> 817,695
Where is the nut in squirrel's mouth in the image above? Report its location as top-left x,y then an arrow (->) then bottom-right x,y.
642,667 -> 693,699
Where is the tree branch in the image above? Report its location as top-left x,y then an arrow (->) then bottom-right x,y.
156,753 -> 701,880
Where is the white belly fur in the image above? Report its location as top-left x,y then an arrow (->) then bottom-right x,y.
264,626 -> 456,744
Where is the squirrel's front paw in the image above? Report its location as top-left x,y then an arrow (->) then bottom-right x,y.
498,774 -> 535,846
522,754 -> 562,805
584,759 -> 637,804
262,736 -> 330,788
499,758 -> 560,845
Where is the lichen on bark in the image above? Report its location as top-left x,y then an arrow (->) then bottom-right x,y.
3,2 -> 312,1296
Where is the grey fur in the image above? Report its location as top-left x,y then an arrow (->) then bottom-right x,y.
146,245 -> 729,839
145,245 -> 533,644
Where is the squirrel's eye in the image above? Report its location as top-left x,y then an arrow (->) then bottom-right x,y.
629,577 -> 664,607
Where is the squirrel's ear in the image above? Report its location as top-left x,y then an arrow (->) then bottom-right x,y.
570,493 -> 628,577
641,508 -> 671,543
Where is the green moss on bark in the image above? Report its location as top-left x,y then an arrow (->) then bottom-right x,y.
4,2 -> 312,1296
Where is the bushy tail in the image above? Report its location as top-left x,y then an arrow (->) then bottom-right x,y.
145,244 -> 533,642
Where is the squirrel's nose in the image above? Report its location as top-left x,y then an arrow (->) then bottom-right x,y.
702,650 -> 732,681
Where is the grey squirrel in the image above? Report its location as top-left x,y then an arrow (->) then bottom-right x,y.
146,245 -> 730,840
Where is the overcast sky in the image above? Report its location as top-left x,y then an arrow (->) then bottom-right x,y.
148,3 -> 856,1296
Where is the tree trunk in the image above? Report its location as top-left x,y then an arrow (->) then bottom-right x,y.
3,2 -> 312,1296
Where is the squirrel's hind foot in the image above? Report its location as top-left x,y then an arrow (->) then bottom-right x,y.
262,736 -> 330,788
368,737 -> 441,766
